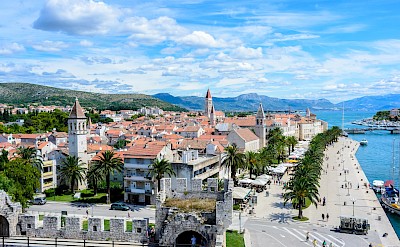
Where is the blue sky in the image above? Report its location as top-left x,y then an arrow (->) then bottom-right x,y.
1,0 -> 400,103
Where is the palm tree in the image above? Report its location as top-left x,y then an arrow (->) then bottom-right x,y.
59,155 -> 86,193
222,144 -> 245,186
283,169 -> 319,219
17,146 -> 43,170
286,136 -> 298,154
91,150 -> 124,204
87,165 -> 101,196
148,158 -> 176,192
245,151 -> 258,179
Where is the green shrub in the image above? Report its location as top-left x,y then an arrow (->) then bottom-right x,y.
44,188 -> 55,197
233,204 -> 240,211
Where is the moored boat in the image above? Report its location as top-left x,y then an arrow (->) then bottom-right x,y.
372,180 -> 385,194
360,139 -> 368,145
380,183 -> 400,216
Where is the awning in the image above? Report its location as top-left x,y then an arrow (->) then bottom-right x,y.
233,187 -> 251,200
251,179 -> 267,186
239,178 -> 253,184
256,174 -> 271,180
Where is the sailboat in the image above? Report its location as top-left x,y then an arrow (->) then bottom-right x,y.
380,139 -> 400,215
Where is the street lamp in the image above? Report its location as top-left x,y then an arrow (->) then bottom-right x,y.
351,198 -> 356,216
347,181 -> 350,196
239,211 -> 242,233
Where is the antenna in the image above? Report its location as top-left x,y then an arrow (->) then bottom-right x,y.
341,102 -> 344,132
392,138 -> 396,184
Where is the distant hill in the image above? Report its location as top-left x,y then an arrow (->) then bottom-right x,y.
154,93 -> 400,112
339,94 -> 400,111
0,83 -> 187,111
153,93 -> 336,111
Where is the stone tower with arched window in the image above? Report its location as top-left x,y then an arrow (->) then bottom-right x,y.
254,103 -> 266,149
67,98 -> 88,189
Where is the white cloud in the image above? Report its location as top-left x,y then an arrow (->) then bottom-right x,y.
32,40 -> 68,52
178,31 -> 229,48
230,46 -> 263,59
126,16 -> 186,45
270,33 -> 320,42
80,40 -> 93,47
0,43 -> 24,55
33,0 -> 119,35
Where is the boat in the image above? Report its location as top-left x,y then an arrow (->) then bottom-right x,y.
380,139 -> 400,215
372,180 -> 385,194
380,182 -> 400,216
360,139 -> 368,145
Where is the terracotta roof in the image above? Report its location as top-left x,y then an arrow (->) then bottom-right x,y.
19,134 -> 41,139
198,134 -> 227,141
69,99 -> 86,119
233,128 -> 259,142
178,139 -> 208,150
124,143 -> 166,158
87,144 -> 113,153
37,141 -> 50,150
92,150 -> 124,162
224,116 -> 256,127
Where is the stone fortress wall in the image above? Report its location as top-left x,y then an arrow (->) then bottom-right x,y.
156,178 -> 233,247
17,214 -> 148,242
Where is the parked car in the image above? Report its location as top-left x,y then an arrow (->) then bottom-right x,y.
32,197 -> 47,205
110,202 -> 130,211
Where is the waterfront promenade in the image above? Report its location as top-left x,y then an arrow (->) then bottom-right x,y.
305,136 -> 399,246
240,137 -> 400,247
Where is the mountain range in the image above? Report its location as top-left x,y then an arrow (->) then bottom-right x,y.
153,93 -> 400,112
0,83 -> 398,112
0,83 -> 186,112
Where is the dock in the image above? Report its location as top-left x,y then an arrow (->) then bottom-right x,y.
345,127 -> 400,134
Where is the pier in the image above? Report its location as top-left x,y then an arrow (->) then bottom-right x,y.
345,127 -> 400,134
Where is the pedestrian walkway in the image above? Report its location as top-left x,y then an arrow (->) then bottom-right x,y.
304,137 -> 399,246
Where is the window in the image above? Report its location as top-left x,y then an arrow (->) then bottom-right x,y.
93,226 -> 97,231
136,228 -> 142,233
27,224 -> 31,229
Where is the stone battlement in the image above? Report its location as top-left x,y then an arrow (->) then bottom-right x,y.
18,214 -> 148,243
156,178 -> 233,247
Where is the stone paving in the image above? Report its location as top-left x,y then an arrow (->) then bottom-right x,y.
234,137 -> 400,247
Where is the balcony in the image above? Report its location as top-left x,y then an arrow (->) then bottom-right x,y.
125,187 -> 152,194
124,163 -> 150,169
124,175 -> 152,182
42,172 -> 53,178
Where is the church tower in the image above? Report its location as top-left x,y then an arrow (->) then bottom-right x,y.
210,105 -> 216,126
205,89 -> 213,118
68,98 -> 88,188
254,103 -> 266,149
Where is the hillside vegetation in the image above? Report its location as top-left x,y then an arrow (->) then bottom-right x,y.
0,83 -> 186,111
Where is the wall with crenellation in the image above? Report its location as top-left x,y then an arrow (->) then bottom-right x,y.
18,215 -> 148,243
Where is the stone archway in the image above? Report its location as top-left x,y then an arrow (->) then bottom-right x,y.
0,215 -> 9,237
175,230 -> 207,247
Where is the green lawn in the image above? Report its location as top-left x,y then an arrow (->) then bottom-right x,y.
104,219 -> 110,231
47,192 -> 107,203
39,215 -> 44,221
293,216 -> 309,221
82,220 -> 88,230
226,230 -> 245,247
126,221 -> 132,232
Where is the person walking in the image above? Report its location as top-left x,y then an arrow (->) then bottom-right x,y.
326,213 -> 329,221
312,239 -> 317,247
322,240 -> 327,247
322,213 -> 325,221
329,243 -> 333,247
191,235 -> 197,247
306,232 -> 309,241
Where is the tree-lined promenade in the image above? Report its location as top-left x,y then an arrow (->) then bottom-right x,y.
283,126 -> 341,220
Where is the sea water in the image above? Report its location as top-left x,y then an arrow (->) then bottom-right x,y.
315,110 -> 400,238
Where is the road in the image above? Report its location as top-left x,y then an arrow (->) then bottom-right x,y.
27,201 -> 156,223
244,218 -> 382,247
